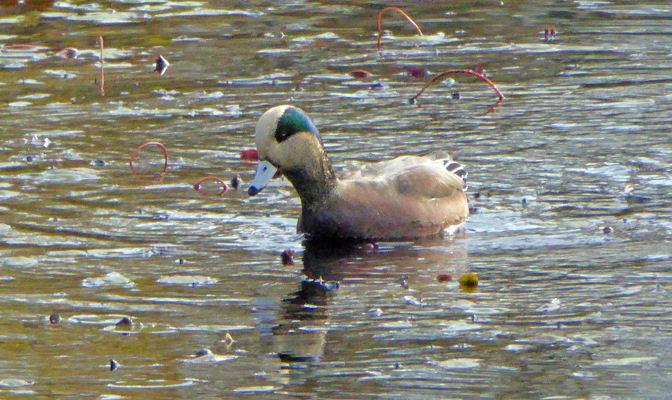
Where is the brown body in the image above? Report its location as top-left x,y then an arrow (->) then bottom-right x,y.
250,105 -> 469,241
297,160 -> 468,240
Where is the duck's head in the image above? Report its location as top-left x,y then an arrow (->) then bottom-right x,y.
249,105 -> 333,198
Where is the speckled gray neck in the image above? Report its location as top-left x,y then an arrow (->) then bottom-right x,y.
281,151 -> 335,211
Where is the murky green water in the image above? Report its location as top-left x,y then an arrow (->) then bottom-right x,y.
1,0 -> 671,398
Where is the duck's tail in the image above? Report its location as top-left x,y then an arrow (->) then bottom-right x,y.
428,151 -> 468,191
445,160 -> 468,191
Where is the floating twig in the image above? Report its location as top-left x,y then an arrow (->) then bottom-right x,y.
410,69 -> 505,113
3,44 -> 49,52
96,36 -> 105,95
377,7 -> 423,52
130,141 -> 169,175
193,176 -> 229,196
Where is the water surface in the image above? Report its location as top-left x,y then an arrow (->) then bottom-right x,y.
1,0 -> 671,398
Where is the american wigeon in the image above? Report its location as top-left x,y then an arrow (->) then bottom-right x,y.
248,105 -> 469,240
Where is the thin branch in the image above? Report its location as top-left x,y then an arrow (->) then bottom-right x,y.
410,69 -> 505,113
377,7 -> 423,52
193,176 -> 229,196
130,141 -> 169,175
97,36 -> 105,95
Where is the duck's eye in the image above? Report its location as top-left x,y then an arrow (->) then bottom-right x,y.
263,166 -> 267,172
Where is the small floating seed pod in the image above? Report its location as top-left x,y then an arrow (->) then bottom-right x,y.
110,359 -> 119,371
49,313 -> 61,324
116,317 -> 132,328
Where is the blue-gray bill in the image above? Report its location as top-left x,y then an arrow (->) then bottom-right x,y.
248,160 -> 277,196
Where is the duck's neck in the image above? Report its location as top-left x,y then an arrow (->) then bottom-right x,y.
282,149 -> 336,209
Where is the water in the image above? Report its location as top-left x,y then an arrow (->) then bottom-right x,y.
1,0 -> 671,398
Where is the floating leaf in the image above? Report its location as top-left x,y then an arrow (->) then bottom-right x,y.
240,149 -> 258,161
116,317 -> 133,328
56,47 -> 78,59
459,273 -> 479,288
281,249 -> 295,266
349,69 -> 372,80
154,55 -> 170,76
408,67 -> 427,79
230,174 -> 242,190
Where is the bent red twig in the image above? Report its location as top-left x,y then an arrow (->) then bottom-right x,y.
410,69 -> 505,113
130,141 -> 169,175
377,7 -> 423,52
193,176 -> 229,196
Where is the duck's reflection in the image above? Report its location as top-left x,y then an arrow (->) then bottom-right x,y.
273,277 -> 332,363
270,236 -> 469,365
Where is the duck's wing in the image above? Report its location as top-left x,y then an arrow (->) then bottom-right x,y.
338,156 -> 420,180
338,153 -> 466,183
392,163 -> 467,198
334,161 -> 469,217
339,154 -> 467,193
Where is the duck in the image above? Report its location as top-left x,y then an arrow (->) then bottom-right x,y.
247,105 -> 469,240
